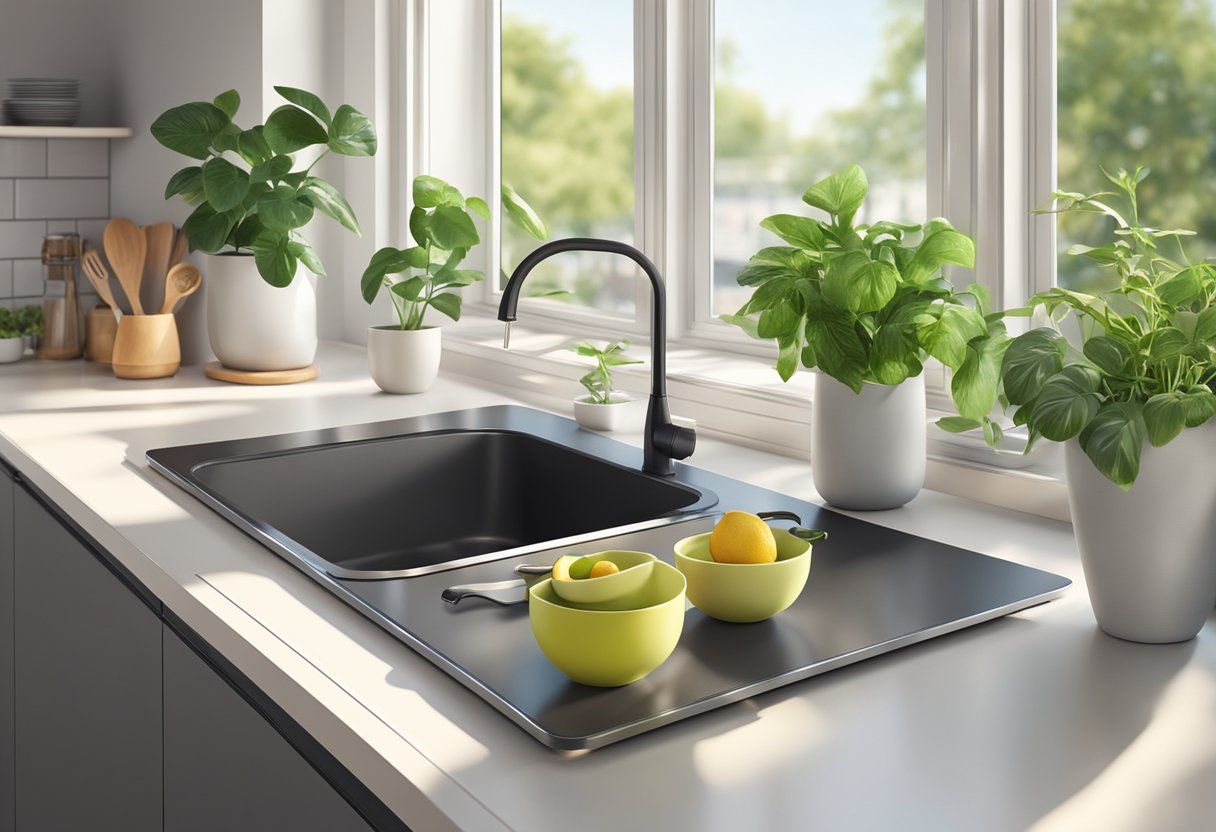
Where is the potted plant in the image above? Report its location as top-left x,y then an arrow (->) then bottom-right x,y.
993,167 -> 1216,643
570,339 -> 642,431
152,86 -> 376,372
359,175 -> 548,394
0,306 -> 43,364
725,164 -> 1006,510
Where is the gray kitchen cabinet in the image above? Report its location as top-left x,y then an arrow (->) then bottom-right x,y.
162,624 -> 374,832
13,485 -> 162,832
0,466 -> 14,832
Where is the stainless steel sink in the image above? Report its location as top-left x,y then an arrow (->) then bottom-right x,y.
148,407 -> 717,578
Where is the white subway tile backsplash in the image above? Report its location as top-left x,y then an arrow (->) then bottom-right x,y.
76,219 -> 108,250
0,261 -> 11,297
47,139 -> 108,178
0,220 -> 47,258
0,180 -> 11,220
16,178 -> 108,219
47,220 -> 76,233
12,259 -> 42,297
0,139 -> 47,177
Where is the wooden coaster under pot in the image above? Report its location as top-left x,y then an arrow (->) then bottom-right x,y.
204,362 -> 319,385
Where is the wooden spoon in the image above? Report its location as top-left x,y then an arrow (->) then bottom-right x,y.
81,248 -> 122,322
159,263 -> 202,315
103,218 -> 146,315
168,226 -> 188,269
142,221 -> 175,313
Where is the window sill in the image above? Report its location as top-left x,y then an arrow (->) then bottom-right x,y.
439,312 -> 1070,522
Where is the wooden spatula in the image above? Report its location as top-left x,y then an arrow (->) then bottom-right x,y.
103,218 -> 146,315
143,221 -> 175,315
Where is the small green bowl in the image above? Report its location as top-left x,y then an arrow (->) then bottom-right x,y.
529,561 -> 687,687
549,550 -> 657,610
674,529 -> 812,623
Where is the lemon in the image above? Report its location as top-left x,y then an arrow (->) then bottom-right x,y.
709,511 -> 777,564
552,554 -> 579,581
589,560 -> 621,579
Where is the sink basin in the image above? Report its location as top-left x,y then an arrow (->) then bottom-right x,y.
148,409 -> 717,578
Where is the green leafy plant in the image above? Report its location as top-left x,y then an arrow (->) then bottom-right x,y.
994,166 -> 1216,488
0,306 -> 43,339
571,339 -> 642,404
360,176 -> 549,330
724,164 -> 1008,440
152,87 -> 376,287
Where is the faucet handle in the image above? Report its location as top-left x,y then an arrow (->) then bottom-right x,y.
654,423 -> 696,461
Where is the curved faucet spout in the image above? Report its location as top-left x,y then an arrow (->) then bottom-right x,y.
498,237 -> 695,476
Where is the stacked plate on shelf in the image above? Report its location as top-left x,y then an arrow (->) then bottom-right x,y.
3,78 -> 80,126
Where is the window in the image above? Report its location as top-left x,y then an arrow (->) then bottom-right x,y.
499,0 -> 638,318
711,0 -> 928,319
1056,0 -> 1216,292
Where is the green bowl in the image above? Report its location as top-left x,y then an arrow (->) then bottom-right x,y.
674,529 -> 812,623
529,561 -> 687,687
549,550 -> 657,610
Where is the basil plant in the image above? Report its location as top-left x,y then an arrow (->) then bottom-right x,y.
995,167 -> 1216,489
724,164 -> 1009,443
152,87 -> 376,287
360,176 -> 549,330
571,339 -> 642,404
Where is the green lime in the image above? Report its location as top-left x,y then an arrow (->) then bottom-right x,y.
569,556 -> 597,580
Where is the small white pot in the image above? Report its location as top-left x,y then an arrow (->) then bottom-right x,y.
367,325 -> 442,394
0,337 -> 24,364
205,252 -> 317,371
1065,422 -> 1216,643
573,394 -> 632,432
811,372 -> 926,510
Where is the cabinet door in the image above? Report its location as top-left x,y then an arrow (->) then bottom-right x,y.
14,487 -> 162,832
0,467 -> 13,832
163,625 -> 374,832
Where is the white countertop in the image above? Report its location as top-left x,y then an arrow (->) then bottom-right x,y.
1,343 -> 1212,832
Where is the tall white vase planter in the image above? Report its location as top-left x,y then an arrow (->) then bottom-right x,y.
206,253 -> 317,371
1065,422 -> 1216,643
367,325 -> 442,394
811,373 -> 926,510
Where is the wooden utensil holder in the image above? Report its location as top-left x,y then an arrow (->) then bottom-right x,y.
112,314 -> 180,379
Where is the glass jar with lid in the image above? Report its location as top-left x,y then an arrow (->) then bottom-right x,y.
37,233 -> 83,360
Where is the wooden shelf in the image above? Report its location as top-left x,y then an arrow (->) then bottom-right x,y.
0,126 -> 132,139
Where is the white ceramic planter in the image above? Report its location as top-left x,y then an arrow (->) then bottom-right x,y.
205,252 -> 317,371
367,325 -> 442,394
1065,422 -> 1216,643
811,372 -> 926,510
573,394 -> 632,432
0,337 -> 24,364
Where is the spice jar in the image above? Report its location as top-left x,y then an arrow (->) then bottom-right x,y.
36,233 -> 83,360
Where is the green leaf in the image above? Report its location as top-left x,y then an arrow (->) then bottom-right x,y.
776,326 -> 804,382
401,246 -> 429,269
937,416 -> 983,433
414,176 -> 463,208
432,268 -> 483,288
164,166 -> 203,201
201,157 -> 250,213
299,176 -> 360,235
263,105 -> 327,154
758,304 -> 800,340
361,246 -> 411,303
427,205 -> 480,250
1142,392 -> 1187,448
273,86 -> 332,127
1082,334 -> 1133,376
151,101 -> 229,160
951,327 -> 1012,421
466,196 -> 490,220
501,183 -> 548,240
237,127 -> 273,165
1156,266 -> 1206,308
409,207 -> 429,246
904,226 -> 976,284
1193,307 -> 1216,344
1181,385 -> 1216,427
390,275 -> 426,301
916,303 -> 987,370
1145,327 -> 1189,362
823,251 -> 899,313
258,185 -> 315,231
737,246 -> 815,287
182,202 -> 237,253
802,164 -> 868,227
1028,365 -> 1102,441
328,104 -> 377,156
250,155 -> 293,185
805,296 -> 868,392
428,292 -> 463,321
287,238 -> 325,276
212,89 -> 240,119
230,215 -> 264,250
721,313 -> 761,339
1001,328 -> 1067,406
250,232 -> 297,287
1079,401 -> 1146,489
869,325 -> 917,386
760,214 -> 826,250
